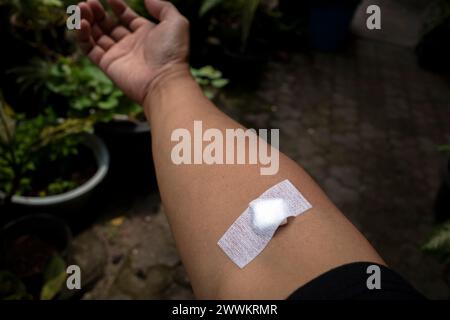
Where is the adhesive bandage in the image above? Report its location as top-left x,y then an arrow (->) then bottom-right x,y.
218,180 -> 312,268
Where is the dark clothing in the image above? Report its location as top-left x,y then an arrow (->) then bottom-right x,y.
288,262 -> 425,300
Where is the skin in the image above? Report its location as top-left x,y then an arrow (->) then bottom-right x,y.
77,0 -> 385,299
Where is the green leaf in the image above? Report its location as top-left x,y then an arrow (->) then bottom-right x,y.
199,0 -> 225,16
38,117 -> 93,148
195,78 -> 210,86
72,96 -> 92,110
42,0 -> 63,8
40,255 -> 67,300
241,0 -> 261,48
98,97 -> 119,110
0,98 -> 16,145
422,220 -> 450,264
204,90 -> 215,100
211,78 -> 229,89
438,144 -> 450,154
196,66 -> 222,79
0,270 -> 32,300
190,67 -> 200,77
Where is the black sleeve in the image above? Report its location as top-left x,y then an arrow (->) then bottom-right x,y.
287,262 -> 425,300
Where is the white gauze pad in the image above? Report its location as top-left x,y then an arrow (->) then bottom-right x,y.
218,179 -> 312,268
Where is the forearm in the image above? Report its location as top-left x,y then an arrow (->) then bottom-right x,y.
78,0 -> 385,300
143,70 -> 384,299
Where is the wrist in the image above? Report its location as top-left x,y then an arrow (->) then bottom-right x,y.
143,63 -> 192,105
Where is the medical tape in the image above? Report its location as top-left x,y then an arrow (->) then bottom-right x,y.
218,179 -> 312,268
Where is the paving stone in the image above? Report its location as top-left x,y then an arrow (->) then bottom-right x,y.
71,230 -> 108,290
79,202 -> 194,300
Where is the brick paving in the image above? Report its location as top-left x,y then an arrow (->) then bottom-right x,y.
236,39 -> 450,299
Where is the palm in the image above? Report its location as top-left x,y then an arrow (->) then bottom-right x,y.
101,22 -> 181,103
77,0 -> 189,103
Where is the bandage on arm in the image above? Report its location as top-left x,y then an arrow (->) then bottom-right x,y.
218,180 -> 312,268
144,73 -> 385,299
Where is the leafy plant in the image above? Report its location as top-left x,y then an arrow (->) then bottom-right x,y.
191,65 -> 229,100
5,0 -> 66,30
47,57 -> 123,114
0,254 -> 67,300
199,0 -> 262,49
8,58 -> 54,105
40,255 -> 67,300
12,59 -> 228,121
0,93 -> 92,200
0,271 -> 32,300
10,57 -> 142,121
199,0 -> 225,16
423,220 -> 450,265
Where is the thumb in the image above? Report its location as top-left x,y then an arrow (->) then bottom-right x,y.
145,0 -> 181,22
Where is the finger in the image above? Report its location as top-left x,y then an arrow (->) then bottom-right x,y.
97,35 -> 116,51
91,24 -> 105,41
88,45 -> 106,66
77,19 -> 94,53
79,2 -> 94,24
77,20 -> 106,65
129,16 -> 151,31
109,0 -> 151,31
87,0 -> 117,33
110,25 -> 131,41
145,0 -> 181,22
91,24 -> 116,49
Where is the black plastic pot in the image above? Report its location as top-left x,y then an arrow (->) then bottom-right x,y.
0,214 -> 72,299
1,214 -> 71,256
307,0 -> 361,51
221,47 -> 269,85
95,119 -> 150,136
434,158 -> 450,223
94,119 -> 158,194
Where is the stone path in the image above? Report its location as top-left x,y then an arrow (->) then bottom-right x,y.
232,38 -> 450,299
73,194 -> 194,300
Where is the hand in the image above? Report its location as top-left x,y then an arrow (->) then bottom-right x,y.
77,0 -> 190,104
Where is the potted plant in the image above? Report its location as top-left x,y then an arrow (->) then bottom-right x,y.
10,56 -> 144,128
2,0 -> 146,134
4,0 -> 67,36
0,94 -> 109,215
0,213 -> 72,300
306,0 -> 362,51
195,0 -> 282,81
9,56 -> 151,191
